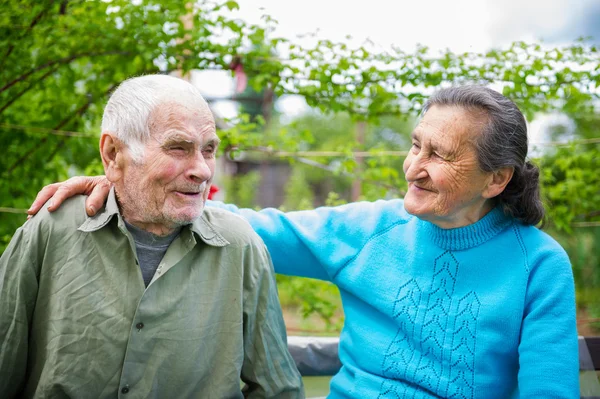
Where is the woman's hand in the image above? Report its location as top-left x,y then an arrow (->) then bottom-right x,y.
27,176 -> 112,218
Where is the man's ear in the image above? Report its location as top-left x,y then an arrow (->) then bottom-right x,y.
483,167 -> 514,199
100,133 -> 125,183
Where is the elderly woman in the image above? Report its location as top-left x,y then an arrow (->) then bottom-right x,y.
29,86 -> 578,398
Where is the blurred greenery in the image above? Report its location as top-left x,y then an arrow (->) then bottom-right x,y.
1,0 -> 599,334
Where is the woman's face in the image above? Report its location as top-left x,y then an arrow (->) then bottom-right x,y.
402,105 -> 496,229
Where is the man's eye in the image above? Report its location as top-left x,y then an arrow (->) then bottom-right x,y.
169,146 -> 186,152
202,146 -> 216,157
411,143 -> 420,152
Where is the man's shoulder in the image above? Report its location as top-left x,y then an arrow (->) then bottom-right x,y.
200,207 -> 264,247
27,195 -> 89,232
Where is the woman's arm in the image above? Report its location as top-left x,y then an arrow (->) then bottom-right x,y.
518,236 -> 579,397
209,200 -> 401,280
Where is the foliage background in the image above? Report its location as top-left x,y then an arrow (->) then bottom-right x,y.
1,0 -> 599,334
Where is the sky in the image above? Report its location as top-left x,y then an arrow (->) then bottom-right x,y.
229,0 -> 600,52
195,0 -> 600,140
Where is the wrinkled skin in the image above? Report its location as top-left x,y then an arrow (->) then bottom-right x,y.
27,103 -> 219,237
28,176 -> 112,218
403,105 -> 499,229
104,102 -> 218,235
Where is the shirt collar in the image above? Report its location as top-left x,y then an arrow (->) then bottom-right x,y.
77,186 -> 120,233
78,187 -> 229,248
189,213 -> 230,247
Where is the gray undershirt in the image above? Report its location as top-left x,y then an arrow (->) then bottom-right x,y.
124,221 -> 181,287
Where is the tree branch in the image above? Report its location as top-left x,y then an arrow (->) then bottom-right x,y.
5,91 -> 101,176
0,51 -> 131,94
1,2 -> 55,70
0,65 -> 60,115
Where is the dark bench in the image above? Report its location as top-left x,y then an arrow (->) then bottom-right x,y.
289,335 -> 600,397
581,336 -> 600,399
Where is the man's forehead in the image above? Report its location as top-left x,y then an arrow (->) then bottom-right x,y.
150,101 -> 213,125
159,129 -> 220,144
150,107 -> 217,141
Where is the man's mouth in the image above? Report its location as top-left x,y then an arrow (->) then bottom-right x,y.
173,183 -> 206,198
174,183 -> 206,198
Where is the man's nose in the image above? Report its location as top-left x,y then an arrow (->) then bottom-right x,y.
404,152 -> 428,182
187,152 -> 213,182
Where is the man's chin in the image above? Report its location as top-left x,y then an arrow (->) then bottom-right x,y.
166,206 -> 205,226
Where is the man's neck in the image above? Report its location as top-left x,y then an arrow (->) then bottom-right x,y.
122,218 -> 178,237
124,220 -> 182,243
114,188 -> 178,236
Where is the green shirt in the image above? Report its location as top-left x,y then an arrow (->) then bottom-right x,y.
0,190 -> 303,398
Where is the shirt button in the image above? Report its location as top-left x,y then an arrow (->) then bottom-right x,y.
121,385 -> 130,394
136,322 -> 144,330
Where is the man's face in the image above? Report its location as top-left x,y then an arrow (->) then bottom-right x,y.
118,102 -> 218,234
402,105 -> 494,229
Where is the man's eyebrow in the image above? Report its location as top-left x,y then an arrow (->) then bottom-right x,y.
160,132 -> 193,144
160,133 -> 220,147
205,136 -> 221,147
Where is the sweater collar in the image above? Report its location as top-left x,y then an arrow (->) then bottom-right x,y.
419,206 -> 513,251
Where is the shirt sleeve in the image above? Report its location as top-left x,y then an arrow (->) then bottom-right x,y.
240,242 -> 304,399
207,200 -> 395,280
0,224 -> 39,398
518,244 -> 579,397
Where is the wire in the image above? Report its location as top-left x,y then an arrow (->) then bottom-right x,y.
246,149 -> 409,157
577,318 -> 600,325
0,207 -> 28,214
573,222 -> 600,227
0,123 -> 97,138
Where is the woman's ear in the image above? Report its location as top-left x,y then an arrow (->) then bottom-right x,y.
483,167 -> 514,199
100,133 -> 124,183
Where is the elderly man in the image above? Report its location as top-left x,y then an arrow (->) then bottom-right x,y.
0,75 -> 303,398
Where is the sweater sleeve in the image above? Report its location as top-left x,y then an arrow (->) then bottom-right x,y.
518,240 -> 579,398
207,200 -> 403,280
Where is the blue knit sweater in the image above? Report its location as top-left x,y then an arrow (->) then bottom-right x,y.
209,199 -> 579,398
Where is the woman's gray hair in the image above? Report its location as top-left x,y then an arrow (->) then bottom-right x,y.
101,74 -> 210,162
422,85 -> 544,226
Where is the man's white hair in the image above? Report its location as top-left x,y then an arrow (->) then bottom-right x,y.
101,74 -> 210,161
